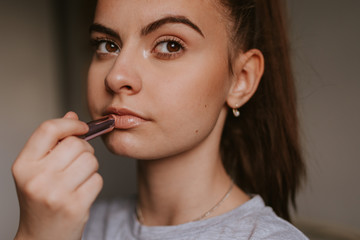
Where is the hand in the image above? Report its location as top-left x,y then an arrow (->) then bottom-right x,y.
12,112 -> 103,240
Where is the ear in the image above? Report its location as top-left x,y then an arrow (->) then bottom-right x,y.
226,49 -> 264,109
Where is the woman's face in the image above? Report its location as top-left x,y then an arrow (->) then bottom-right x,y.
88,0 -> 234,159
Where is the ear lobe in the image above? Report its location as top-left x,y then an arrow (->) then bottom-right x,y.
226,49 -> 264,109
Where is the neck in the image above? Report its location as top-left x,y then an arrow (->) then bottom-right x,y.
136,147 -> 247,226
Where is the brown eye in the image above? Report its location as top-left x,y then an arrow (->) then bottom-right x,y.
97,40 -> 120,54
105,42 -> 118,53
167,41 -> 181,52
153,37 -> 186,59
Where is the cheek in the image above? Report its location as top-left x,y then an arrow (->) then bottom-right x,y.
87,61 -> 109,116
164,56 -> 230,116
188,68 -> 230,129
150,54 -> 231,140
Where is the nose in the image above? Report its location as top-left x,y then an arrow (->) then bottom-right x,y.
105,51 -> 142,95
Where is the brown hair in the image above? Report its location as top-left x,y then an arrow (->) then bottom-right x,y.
219,0 -> 306,221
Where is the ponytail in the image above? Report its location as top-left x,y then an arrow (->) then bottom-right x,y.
220,0 -> 305,221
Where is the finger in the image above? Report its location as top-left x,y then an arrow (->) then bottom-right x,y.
74,172 -> 103,209
61,152 -> 99,191
63,111 -> 79,120
18,118 -> 88,162
47,136 -> 94,171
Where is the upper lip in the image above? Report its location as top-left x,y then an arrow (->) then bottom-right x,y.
104,106 -> 147,120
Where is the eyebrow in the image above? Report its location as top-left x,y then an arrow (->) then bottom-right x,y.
89,15 -> 204,39
141,15 -> 204,37
89,23 -> 120,39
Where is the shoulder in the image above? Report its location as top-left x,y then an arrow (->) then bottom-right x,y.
248,211 -> 307,239
226,195 -> 308,239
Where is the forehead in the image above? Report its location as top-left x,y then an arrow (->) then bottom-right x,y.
94,0 -> 227,37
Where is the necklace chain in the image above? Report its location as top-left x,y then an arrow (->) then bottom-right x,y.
136,181 -> 234,225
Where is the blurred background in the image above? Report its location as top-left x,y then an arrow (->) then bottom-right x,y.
1,0 -> 359,239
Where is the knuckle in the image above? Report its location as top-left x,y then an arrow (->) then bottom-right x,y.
39,120 -> 58,136
91,156 -> 100,172
93,172 -> 104,187
64,136 -> 83,149
86,142 -> 95,154
22,176 -> 62,210
43,191 -> 63,210
23,179 -> 41,198
11,162 -> 22,179
64,136 -> 94,153
22,182 -> 33,196
63,204 -> 83,219
82,140 -> 95,154
85,153 -> 99,171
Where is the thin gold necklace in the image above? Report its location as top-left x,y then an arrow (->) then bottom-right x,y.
136,181 -> 234,225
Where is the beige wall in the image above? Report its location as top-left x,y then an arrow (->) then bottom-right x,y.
0,0 -> 60,238
288,0 -> 360,234
0,0 -> 359,238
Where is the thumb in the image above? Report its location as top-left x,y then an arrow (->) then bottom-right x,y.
63,111 -> 79,120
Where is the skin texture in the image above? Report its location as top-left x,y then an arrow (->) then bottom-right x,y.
12,0 -> 264,237
88,0 -> 263,226
88,0 -> 232,160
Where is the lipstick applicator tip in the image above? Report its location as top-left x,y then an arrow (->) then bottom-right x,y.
78,115 -> 115,141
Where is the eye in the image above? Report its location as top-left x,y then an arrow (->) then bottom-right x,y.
91,38 -> 120,55
98,40 -> 119,53
152,37 -> 186,59
156,41 -> 181,53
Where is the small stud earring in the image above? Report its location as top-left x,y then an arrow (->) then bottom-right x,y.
232,104 -> 240,117
233,108 -> 240,117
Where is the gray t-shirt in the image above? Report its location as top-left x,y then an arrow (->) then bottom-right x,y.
83,195 -> 308,239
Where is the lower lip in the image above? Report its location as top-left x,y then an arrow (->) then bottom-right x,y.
113,115 -> 145,129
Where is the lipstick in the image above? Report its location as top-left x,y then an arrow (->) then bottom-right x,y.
78,115 -> 115,141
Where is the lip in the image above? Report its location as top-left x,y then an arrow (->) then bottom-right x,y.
104,107 -> 148,129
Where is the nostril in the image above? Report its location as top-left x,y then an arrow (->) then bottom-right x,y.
105,83 -> 132,94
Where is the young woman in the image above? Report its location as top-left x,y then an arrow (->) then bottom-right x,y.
12,0 -> 307,239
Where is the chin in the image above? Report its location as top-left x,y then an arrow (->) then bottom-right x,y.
103,134 -> 195,161
102,133 -> 161,160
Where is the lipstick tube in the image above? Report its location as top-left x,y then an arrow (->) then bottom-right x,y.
78,115 -> 115,141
